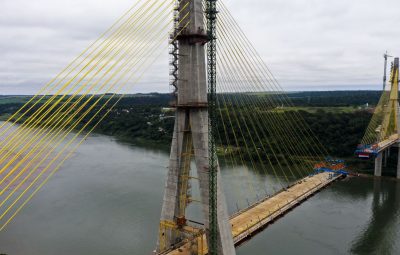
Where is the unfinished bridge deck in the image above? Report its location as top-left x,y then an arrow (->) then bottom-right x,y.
377,134 -> 399,152
158,172 -> 344,255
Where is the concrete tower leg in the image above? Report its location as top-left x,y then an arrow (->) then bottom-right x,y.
190,110 -> 235,255
157,0 -> 235,254
375,152 -> 383,177
158,111 -> 193,248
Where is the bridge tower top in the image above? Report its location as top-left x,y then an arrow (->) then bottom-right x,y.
382,57 -> 399,139
383,51 -> 393,90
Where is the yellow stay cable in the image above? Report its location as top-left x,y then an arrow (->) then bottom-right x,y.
216,27 -> 309,179
0,0 -> 157,151
216,32 -> 306,178
216,84 -> 282,195
0,0 -> 162,163
216,94 -> 262,200
217,68 -> 293,185
217,4 -> 326,185
0,21 -> 177,203
217,11 -> 321,171
0,0 -> 171,172
217,7 -> 324,177
0,20 -> 182,217
0,0 -> 150,138
218,68 -> 300,182
361,88 -> 390,144
0,20 -> 191,232
219,2 -> 329,159
0,0 -> 148,134
214,105 -> 250,208
216,22 -> 307,180
0,3 -> 181,190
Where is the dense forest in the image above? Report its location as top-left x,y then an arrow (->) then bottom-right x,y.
284,91 -> 381,106
0,91 -> 378,159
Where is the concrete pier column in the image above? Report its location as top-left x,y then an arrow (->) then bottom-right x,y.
375,152 -> 383,177
384,149 -> 388,167
157,0 -> 235,254
397,147 -> 400,179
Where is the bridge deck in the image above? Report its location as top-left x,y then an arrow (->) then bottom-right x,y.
159,172 -> 344,255
377,134 -> 399,152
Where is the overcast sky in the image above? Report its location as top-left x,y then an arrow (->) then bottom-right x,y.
0,0 -> 399,94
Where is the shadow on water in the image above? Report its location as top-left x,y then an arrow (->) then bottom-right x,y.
350,178 -> 400,255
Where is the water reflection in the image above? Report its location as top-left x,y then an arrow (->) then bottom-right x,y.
351,178 -> 400,255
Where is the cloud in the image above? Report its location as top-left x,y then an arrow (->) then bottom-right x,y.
0,0 -> 399,94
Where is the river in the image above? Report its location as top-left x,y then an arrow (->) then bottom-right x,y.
0,133 -> 399,255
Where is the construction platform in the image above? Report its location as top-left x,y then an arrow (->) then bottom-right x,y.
157,171 -> 344,255
355,134 -> 399,159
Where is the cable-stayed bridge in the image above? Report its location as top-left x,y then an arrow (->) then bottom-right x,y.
0,0 -> 397,254
355,57 -> 400,178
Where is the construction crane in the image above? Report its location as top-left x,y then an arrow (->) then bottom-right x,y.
383,51 -> 393,90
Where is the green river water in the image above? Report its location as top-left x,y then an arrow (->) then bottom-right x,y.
0,133 -> 399,255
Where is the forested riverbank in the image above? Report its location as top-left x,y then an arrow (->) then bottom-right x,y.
0,91 -> 379,160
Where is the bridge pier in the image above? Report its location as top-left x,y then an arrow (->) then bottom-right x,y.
375,152 -> 383,177
384,149 -> 388,167
398,146 -> 400,179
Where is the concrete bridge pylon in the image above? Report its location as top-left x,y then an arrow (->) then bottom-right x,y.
374,57 -> 400,179
156,1 -> 235,254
